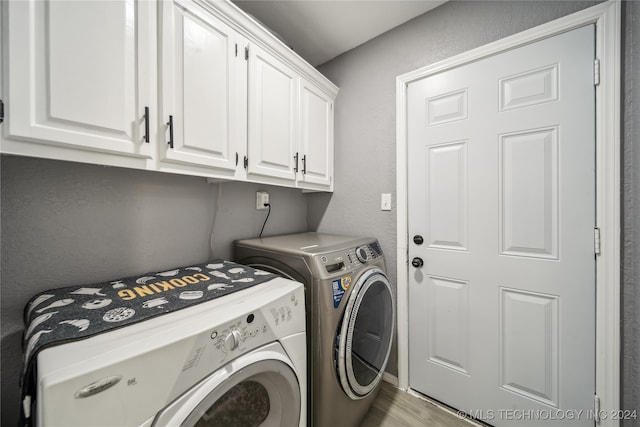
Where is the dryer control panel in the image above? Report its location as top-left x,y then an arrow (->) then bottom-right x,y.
309,240 -> 384,280
350,242 -> 382,265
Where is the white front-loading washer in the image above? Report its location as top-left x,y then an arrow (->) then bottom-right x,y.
34,276 -> 306,427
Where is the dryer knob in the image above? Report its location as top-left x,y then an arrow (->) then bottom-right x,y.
223,330 -> 241,352
355,246 -> 369,263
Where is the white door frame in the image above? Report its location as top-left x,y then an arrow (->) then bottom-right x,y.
395,1 -> 621,425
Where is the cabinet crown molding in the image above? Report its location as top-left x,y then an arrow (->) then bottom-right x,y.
198,0 -> 339,99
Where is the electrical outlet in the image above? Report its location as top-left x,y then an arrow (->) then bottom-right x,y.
256,191 -> 269,210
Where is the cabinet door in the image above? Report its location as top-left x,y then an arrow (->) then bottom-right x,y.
299,79 -> 334,190
3,0 -> 154,162
247,44 -> 298,182
159,0 -> 240,173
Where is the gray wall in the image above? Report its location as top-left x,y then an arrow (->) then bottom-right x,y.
316,0 -> 640,419
622,0 -> 640,423
311,0 -> 603,379
0,156 -> 307,426
2,1 -> 638,425
313,0 -> 640,422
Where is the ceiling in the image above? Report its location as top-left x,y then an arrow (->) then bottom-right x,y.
231,1 -> 447,66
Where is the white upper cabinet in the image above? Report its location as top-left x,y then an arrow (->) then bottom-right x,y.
247,43 -> 298,184
2,0 -> 155,168
158,0 -> 242,176
0,0 -> 338,190
299,79 -> 334,190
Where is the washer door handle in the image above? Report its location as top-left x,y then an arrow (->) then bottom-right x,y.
75,376 -> 122,398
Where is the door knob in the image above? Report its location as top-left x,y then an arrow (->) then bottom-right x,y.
411,257 -> 424,268
413,235 -> 424,245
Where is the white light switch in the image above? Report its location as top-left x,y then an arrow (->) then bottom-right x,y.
381,193 -> 392,211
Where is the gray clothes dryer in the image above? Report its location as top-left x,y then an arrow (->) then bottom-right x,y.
234,232 -> 395,427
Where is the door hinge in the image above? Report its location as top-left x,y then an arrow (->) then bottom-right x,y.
594,58 -> 600,86
244,46 -> 249,60
594,394 -> 601,423
0,99 -> 4,124
594,227 -> 601,256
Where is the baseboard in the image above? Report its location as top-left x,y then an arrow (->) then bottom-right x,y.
382,371 -> 399,387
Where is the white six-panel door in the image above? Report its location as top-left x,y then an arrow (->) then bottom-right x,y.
408,25 -> 596,426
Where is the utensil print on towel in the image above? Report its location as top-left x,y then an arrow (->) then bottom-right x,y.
254,270 -> 271,276
232,278 -> 255,283
71,287 -> 106,296
142,297 -> 169,309
157,270 -> 179,277
36,299 -> 74,313
136,276 -> 156,285
60,319 -> 90,332
26,294 -> 54,319
25,312 -> 58,338
111,280 -> 126,289
25,329 -> 53,361
103,307 -> 136,323
210,271 -> 230,280
81,299 -> 112,310
207,283 -> 234,291
179,291 -> 203,300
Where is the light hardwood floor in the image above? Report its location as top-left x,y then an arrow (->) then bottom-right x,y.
360,381 -> 479,427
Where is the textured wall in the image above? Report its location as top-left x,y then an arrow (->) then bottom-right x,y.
0,156 -> 307,426
2,1 -> 637,425
622,1 -> 639,425
312,0 -> 603,377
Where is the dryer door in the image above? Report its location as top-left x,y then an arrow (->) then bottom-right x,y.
336,268 -> 395,399
153,344 -> 301,427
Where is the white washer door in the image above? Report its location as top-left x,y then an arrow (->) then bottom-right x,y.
153,343 -> 301,427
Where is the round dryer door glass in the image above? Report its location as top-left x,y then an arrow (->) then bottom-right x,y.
194,380 -> 269,427
154,359 -> 300,427
337,268 -> 395,399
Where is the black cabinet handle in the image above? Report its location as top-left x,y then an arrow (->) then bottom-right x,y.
166,115 -> 174,148
294,152 -> 299,173
143,106 -> 149,143
302,155 -> 307,174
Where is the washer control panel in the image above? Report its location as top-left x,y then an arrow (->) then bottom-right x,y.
210,312 -> 270,357
207,289 -> 302,363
